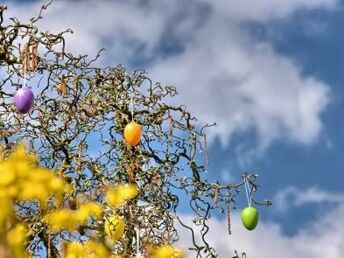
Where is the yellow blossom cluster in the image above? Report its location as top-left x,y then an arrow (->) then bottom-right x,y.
6,223 -> 28,258
44,202 -> 103,232
0,144 -> 187,258
106,183 -> 139,207
64,240 -> 116,258
0,144 -> 66,258
147,245 -> 186,258
64,240 -> 127,258
0,144 -> 66,205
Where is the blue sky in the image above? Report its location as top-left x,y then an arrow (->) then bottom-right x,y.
6,0 -> 344,257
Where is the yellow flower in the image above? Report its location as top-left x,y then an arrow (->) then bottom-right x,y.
0,199 -> 13,228
84,241 -> 110,257
65,242 -> 83,258
49,177 -> 65,192
104,215 -> 125,241
0,144 -> 66,205
106,184 -> 138,207
45,201 -> 103,233
122,184 -> 139,199
7,185 -> 18,197
0,144 -> 138,257
18,183 -> 49,202
0,165 -> 15,186
148,245 -> 186,258
75,202 -> 103,221
11,144 -> 37,163
65,241 -> 110,258
7,223 -> 28,258
45,209 -> 78,232
7,223 -> 27,247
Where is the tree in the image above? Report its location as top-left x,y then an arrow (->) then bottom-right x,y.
0,1 -> 271,257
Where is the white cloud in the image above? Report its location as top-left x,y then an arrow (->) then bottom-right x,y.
177,204 -> 344,257
4,0 -> 172,63
197,0 -> 338,22
5,0 -> 334,151
150,34 -> 330,148
274,186 -> 344,212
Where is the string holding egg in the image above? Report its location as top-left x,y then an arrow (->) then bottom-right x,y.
14,37 -> 39,115
124,96 -> 142,146
240,175 -> 259,231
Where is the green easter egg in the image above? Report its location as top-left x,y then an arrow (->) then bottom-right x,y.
241,206 -> 259,230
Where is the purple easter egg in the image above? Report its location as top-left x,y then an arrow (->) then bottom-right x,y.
14,87 -> 34,114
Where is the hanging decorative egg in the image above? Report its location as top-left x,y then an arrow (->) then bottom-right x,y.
14,87 -> 34,114
124,121 -> 142,146
240,206 -> 259,230
104,214 -> 125,241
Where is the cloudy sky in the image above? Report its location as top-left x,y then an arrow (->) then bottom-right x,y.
5,0 -> 344,257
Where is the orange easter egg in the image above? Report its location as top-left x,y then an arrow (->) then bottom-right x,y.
124,121 -> 141,146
